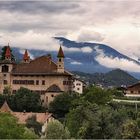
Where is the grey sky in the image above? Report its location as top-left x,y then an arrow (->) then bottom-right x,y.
0,1 -> 140,61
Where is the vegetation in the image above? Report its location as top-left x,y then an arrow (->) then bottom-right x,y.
48,85 -> 140,139
26,115 -> 42,136
1,85 -> 140,139
45,120 -> 70,139
0,87 -> 45,112
73,69 -> 138,87
0,113 -> 38,139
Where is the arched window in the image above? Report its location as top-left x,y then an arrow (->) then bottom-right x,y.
2,65 -> 9,72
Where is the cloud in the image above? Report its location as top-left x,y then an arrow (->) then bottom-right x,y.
95,47 -> 140,73
70,61 -> 82,65
0,0 -> 139,66
81,47 -> 93,53
77,29 -> 104,42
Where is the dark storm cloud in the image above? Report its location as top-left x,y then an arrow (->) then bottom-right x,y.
0,1 -> 80,14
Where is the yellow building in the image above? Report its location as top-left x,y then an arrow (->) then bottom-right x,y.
0,45 -> 73,106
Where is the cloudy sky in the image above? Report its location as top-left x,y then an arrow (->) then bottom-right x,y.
0,0 -> 140,72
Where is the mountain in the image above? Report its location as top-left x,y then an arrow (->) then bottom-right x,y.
54,37 -> 140,75
73,69 -> 138,87
0,37 -> 140,78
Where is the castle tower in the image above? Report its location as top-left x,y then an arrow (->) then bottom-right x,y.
5,46 -> 11,60
23,49 -> 30,63
57,45 -> 64,73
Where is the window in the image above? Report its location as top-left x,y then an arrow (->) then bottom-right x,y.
59,58 -> 61,62
3,74 -> 6,77
51,94 -> 54,97
2,65 -> 9,72
12,80 -> 34,85
42,80 -> 45,85
131,91 -> 134,94
3,80 -> 7,85
77,88 -> 80,91
36,80 -> 39,85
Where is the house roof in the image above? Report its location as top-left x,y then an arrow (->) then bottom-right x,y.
12,55 -> 72,76
57,46 -> 65,58
5,46 -> 11,58
12,112 -> 52,124
46,84 -> 63,92
0,101 -> 13,113
127,82 -> 140,89
23,50 -> 30,61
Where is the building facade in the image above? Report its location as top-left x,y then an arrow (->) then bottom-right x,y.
0,45 -> 73,106
73,78 -> 86,94
125,82 -> 140,96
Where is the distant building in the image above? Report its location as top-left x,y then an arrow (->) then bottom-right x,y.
0,45 -> 73,106
125,82 -> 140,96
73,78 -> 86,94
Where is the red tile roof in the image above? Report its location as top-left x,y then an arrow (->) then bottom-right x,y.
57,46 -> 64,58
12,112 -> 52,124
23,50 -> 30,61
5,46 -> 11,58
12,55 -> 72,76
0,101 -> 12,113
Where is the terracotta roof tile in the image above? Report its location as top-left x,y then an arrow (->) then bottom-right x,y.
0,101 -> 12,113
5,46 -> 11,58
23,50 -> 30,61
12,112 -> 52,124
12,55 -> 72,76
57,46 -> 64,58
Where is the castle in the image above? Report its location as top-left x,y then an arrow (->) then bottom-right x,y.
0,45 -> 73,106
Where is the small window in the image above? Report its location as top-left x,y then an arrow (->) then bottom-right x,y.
59,65 -> 61,67
3,74 -> 6,77
36,80 -> 39,85
59,58 -> 61,62
77,88 -> 80,91
3,80 -> 8,85
51,94 -> 54,97
42,80 -> 45,85
2,65 -> 9,73
131,91 -> 134,94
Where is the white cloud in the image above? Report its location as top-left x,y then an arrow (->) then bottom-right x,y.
0,1 -> 140,68
81,47 -> 93,53
70,61 -> 82,65
95,47 -> 140,73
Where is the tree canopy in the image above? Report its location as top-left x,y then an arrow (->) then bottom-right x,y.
0,113 -> 38,139
45,120 -> 70,139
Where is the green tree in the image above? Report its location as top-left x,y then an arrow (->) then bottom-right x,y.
0,46 -> 15,61
8,87 -> 44,112
83,86 -> 112,105
121,120 -> 140,139
45,120 -> 70,139
0,113 -> 38,139
3,86 -> 12,95
26,115 -> 42,136
66,101 -> 100,138
49,92 -> 78,118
